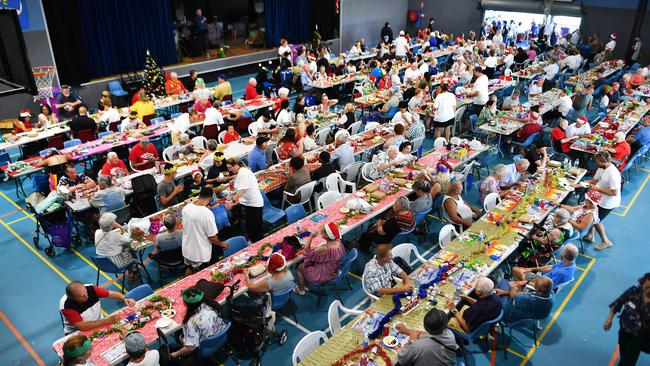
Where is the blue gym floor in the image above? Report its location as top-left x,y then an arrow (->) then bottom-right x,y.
1,73 -> 649,366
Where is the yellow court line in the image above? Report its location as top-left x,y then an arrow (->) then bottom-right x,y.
575,265 -> 586,271
0,191 -> 121,290
519,257 -> 596,365
507,348 -> 527,359
614,173 -> 650,217
579,252 -> 595,260
348,272 -> 363,281
7,214 -> 34,225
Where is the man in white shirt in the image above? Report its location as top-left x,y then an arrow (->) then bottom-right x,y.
394,31 -> 409,58
182,187 -> 228,274
566,116 -> 591,138
228,159 -> 264,242
403,62 -> 421,83
581,152 -> 620,250
432,82 -> 457,140
528,77 -> 544,98
502,90 -> 521,110
604,33 -> 617,58
330,133 -> 355,171
203,107 -> 225,126
465,66 -> 489,117
542,88 -> 572,123
543,58 -> 560,90
250,110 -> 278,137
120,110 -> 145,132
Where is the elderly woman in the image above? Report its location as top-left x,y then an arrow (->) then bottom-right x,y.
410,179 -> 433,215
295,222 -> 345,295
443,181 -> 482,229
560,191 -> 600,234
519,208 -> 573,266
224,99 -> 252,123
100,152 -> 128,179
246,252 -> 295,294
244,78 -> 260,100
60,334 -> 94,366
277,128 -> 299,160
95,212 -> 139,281
357,196 -> 415,252
479,164 -> 512,204
368,145 -> 400,180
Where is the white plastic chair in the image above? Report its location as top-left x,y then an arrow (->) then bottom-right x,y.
433,137 -> 447,149
217,130 -> 227,144
453,104 -> 467,135
315,127 -> 331,145
449,136 -> 462,146
292,331 -> 328,365
364,121 -> 380,131
248,122 -> 258,137
411,136 -> 425,152
340,161 -> 364,183
282,181 -> 317,211
554,277 -> 575,294
347,121 -> 362,135
360,162 -> 375,183
326,172 -> 356,194
483,192 -> 501,211
328,300 -> 363,336
162,146 -> 175,162
318,191 -> 343,210
334,129 -> 350,142
361,263 -> 380,301
191,136 -> 208,150
439,224 -> 460,248
392,243 -> 427,266
452,161 -> 476,193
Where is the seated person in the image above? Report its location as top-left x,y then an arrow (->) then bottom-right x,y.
188,169 -> 206,195
297,124 -> 318,154
395,308 -> 458,366
248,137 -> 269,173
363,243 -> 414,297
277,128 -> 299,161
476,99 -> 497,126
447,277 -> 502,333
246,252 -> 295,294
90,175 -> 126,214
410,179 -> 433,215
124,331 -> 160,366
36,149 -> 71,168
284,157 -> 311,204
170,288 -> 227,360
499,159 -> 530,189
153,214 -> 183,251
295,223 -> 345,295
566,116 -> 591,138
95,212 -> 139,282
560,191 -> 600,236
129,138 -> 159,171
357,197 -> 415,252
165,72 -> 187,95
171,133 -> 194,160
395,141 -> 417,165
443,181 -> 482,229
524,141 -> 549,174
502,90 -> 521,111
519,208 -> 573,266
604,132 -> 631,170
512,243 -> 579,290
311,151 -> 337,191
515,114 -> 542,143
479,164 -> 512,204
626,115 -> 650,154
60,281 -> 135,334
100,152 -> 128,179
330,133 -> 355,171
15,109 -> 33,133
157,164 -> 184,209
69,107 -> 97,138
59,164 -> 97,193
368,145 -> 401,180
550,119 -> 579,154
494,276 -> 554,324
250,110 -> 279,137
222,123 -> 241,144
120,110 -> 146,132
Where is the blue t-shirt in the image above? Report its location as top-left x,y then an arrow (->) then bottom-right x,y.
634,127 -> 650,146
545,262 -> 576,288
429,66 -> 439,75
369,67 -> 383,81
428,37 -> 437,48
501,292 -> 553,323
248,146 -> 267,172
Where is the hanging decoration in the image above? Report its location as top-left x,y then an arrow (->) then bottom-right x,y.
335,0 -> 340,14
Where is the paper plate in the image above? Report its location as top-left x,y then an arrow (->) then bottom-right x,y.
161,309 -> 176,318
339,207 -> 350,213
156,317 -> 172,328
355,191 -> 366,197
382,335 -> 399,348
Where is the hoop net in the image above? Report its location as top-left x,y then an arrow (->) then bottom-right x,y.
32,66 -> 56,102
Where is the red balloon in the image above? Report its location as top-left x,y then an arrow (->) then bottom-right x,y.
408,10 -> 418,23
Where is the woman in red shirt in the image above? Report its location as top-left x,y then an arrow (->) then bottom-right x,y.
15,109 -> 33,134
378,73 -> 392,90
550,119 -> 577,154
277,128 -> 299,161
222,124 -> 241,144
101,152 -> 128,178
244,78 -> 260,100
606,132 -> 631,171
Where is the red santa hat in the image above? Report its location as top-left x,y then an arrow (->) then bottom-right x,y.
19,109 -> 31,118
610,33 -> 616,39
267,252 -> 287,273
324,222 -> 341,240
191,169 -> 203,179
577,116 -> 589,124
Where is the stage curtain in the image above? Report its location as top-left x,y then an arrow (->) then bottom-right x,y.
264,0 -> 312,47
310,0 -> 338,41
42,0 -> 87,85
78,0 -> 177,79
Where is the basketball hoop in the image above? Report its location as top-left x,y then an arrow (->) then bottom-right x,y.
32,66 -> 56,102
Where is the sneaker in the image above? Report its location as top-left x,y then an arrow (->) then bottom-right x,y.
595,241 -> 613,250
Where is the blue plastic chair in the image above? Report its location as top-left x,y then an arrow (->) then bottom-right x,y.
108,81 -> 128,97
170,112 -> 183,120
272,285 -> 295,311
312,248 -> 359,307
414,207 -> 432,234
499,316 -> 546,356
451,309 -> 504,348
224,236 -> 248,258
431,194 -> 445,220
285,204 -> 307,224
64,139 -> 82,149
511,132 -> 539,151
196,322 -> 231,359
0,151 -> 10,167
150,117 -> 165,125
261,190 -> 286,230
98,131 -> 114,139
125,284 -> 154,301
39,148 -> 57,157
391,227 -> 415,245
91,256 -> 134,293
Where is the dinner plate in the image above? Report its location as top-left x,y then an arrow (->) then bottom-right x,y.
355,191 -> 366,197
156,317 -> 172,328
382,335 -> 399,348
161,309 -> 176,318
339,207 -> 350,214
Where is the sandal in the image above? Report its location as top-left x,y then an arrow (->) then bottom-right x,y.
293,287 -> 306,296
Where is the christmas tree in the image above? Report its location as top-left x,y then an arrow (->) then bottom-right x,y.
143,50 -> 165,96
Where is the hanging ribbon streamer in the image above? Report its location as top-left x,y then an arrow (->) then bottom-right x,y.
335,0 -> 340,14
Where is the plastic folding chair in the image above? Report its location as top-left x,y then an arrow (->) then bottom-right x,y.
392,243 -> 427,266
326,172 -> 356,194
224,236 -> 248,258
292,331 -> 328,366
311,248 -> 358,307
261,190 -> 286,231
483,192 -> 501,211
282,181 -> 316,211
439,224 -> 460,248
317,191 -> 342,210
285,204 -> 307,224
196,322 -> 231,359
125,284 -> 154,301
328,299 -> 362,335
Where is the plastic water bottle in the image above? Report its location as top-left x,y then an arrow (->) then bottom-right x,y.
363,332 -> 369,347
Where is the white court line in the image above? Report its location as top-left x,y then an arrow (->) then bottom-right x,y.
280,314 -> 312,335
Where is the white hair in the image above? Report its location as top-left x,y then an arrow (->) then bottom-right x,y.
180,133 -> 190,143
248,78 -> 256,85
614,132 -> 625,142
107,151 -> 118,159
516,158 -> 530,168
554,208 -> 570,224
170,71 -> 177,78
337,133 -> 348,143
278,87 -> 290,98
235,99 -> 246,107
387,145 -> 399,154
475,277 -> 494,297
493,164 -> 507,177
98,212 -> 117,233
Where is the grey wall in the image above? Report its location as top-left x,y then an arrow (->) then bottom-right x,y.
408,0 -> 483,38
340,0 -> 408,52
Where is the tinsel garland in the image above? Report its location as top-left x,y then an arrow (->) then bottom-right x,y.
90,295 -> 171,340
330,342 -> 392,366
